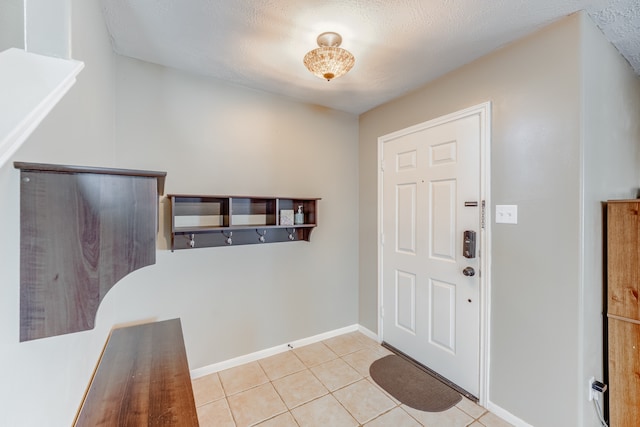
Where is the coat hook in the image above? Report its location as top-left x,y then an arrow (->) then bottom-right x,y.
256,229 -> 267,243
189,234 -> 195,248
222,231 -> 233,245
286,228 -> 296,240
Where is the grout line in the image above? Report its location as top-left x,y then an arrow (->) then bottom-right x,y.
194,332 -> 504,427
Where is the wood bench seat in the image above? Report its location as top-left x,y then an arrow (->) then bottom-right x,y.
74,319 -> 198,426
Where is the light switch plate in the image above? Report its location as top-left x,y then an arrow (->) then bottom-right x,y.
496,205 -> 518,224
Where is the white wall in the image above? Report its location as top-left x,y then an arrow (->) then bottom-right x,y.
580,12 -> 640,426
0,1 -> 116,426
0,0 -> 24,51
358,13 -> 637,426
25,0 -> 71,58
0,1 -> 359,426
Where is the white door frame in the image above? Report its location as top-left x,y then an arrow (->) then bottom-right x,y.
377,102 -> 492,407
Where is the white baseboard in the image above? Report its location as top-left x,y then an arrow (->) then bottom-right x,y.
191,324 -> 366,379
486,401 -> 534,427
356,324 -> 380,342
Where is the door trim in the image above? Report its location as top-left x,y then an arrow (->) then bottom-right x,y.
377,102 -> 492,407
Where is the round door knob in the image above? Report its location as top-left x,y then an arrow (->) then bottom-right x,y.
463,266 -> 475,277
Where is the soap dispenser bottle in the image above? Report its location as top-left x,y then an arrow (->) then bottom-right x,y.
294,205 -> 304,225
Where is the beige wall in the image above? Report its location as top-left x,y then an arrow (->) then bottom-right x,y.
112,55 -> 359,368
360,13 -> 593,426
580,12 -> 640,426
0,1 -> 358,425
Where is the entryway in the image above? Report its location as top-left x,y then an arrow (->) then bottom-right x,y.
378,103 -> 491,404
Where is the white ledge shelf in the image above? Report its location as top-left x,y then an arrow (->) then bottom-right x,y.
0,48 -> 84,168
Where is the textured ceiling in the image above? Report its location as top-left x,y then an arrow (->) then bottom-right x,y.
100,0 -> 640,114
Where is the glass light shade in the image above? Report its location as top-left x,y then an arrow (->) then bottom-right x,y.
304,47 -> 355,81
303,32 -> 355,81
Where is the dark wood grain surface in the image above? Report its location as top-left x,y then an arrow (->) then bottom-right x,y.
168,195 -> 319,250
14,161 -> 166,195
74,319 -> 199,426
19,168 -> 160,341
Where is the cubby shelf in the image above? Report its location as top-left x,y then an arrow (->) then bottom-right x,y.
168,194 -> 319,250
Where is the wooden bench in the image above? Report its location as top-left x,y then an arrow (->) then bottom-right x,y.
74,319 -> 199,426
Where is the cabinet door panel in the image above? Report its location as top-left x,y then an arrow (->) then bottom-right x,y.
608,202 -> 640,321
608,317 -> 640,426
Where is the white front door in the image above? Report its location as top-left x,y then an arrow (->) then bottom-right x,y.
381,110 -> 483,397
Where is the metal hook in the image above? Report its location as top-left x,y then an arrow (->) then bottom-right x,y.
222,231 -> 233,245
188,234 -> 195,248
286,228 -> 296,241
256,229 -> 267,243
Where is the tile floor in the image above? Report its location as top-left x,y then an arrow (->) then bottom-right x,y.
191,331 -> 513,427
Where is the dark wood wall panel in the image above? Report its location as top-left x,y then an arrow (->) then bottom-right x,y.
16,163 -> 166,341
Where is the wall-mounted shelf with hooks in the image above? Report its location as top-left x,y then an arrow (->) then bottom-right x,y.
168,195 -> 320,251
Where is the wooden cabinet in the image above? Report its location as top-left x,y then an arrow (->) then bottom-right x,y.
168,195 -> 319,250
606,200 -> 640,426
15,162 -> 166,341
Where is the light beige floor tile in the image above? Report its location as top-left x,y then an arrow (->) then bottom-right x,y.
364,407 -> 421,427
402,404 -> 474,427
219,361 -> 269,395
227,383 -> 287,427
368,376 -> 401,405
352,332 -> 381,347
357,335 -> 392,355
478,411 -> 514,427
293,342 -> 338,367
258,350 -> 306,380
272,369 -> 328,409
255,412 -> 298,427
376,346 -> 394,357
332,379 -> 396,424
291,394 -> 358,427
192,373 -> 225,407
456,397 -> 486,419
323,332 -> 370,356
341,348 -> 387,377
199,331 -> 512,427
196,398 -> 235,427
310,358 -> 363,391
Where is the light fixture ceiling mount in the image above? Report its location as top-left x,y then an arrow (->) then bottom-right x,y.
303,32 -> 355,81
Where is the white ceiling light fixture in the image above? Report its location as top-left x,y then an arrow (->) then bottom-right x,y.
303,32 -> 355,81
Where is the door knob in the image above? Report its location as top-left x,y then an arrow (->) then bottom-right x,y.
463,266 -> 475,277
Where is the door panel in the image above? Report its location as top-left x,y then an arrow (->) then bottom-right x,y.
382,113 -> 481,396
430,180 -> 456,260
395,271 -> 416,333
396,184 -> 417,254
430,279 -> 456,352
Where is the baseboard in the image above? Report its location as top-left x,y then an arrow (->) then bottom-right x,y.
485,401 -> 534,427
191,324 -> 366,379
356,324 -> 379,342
